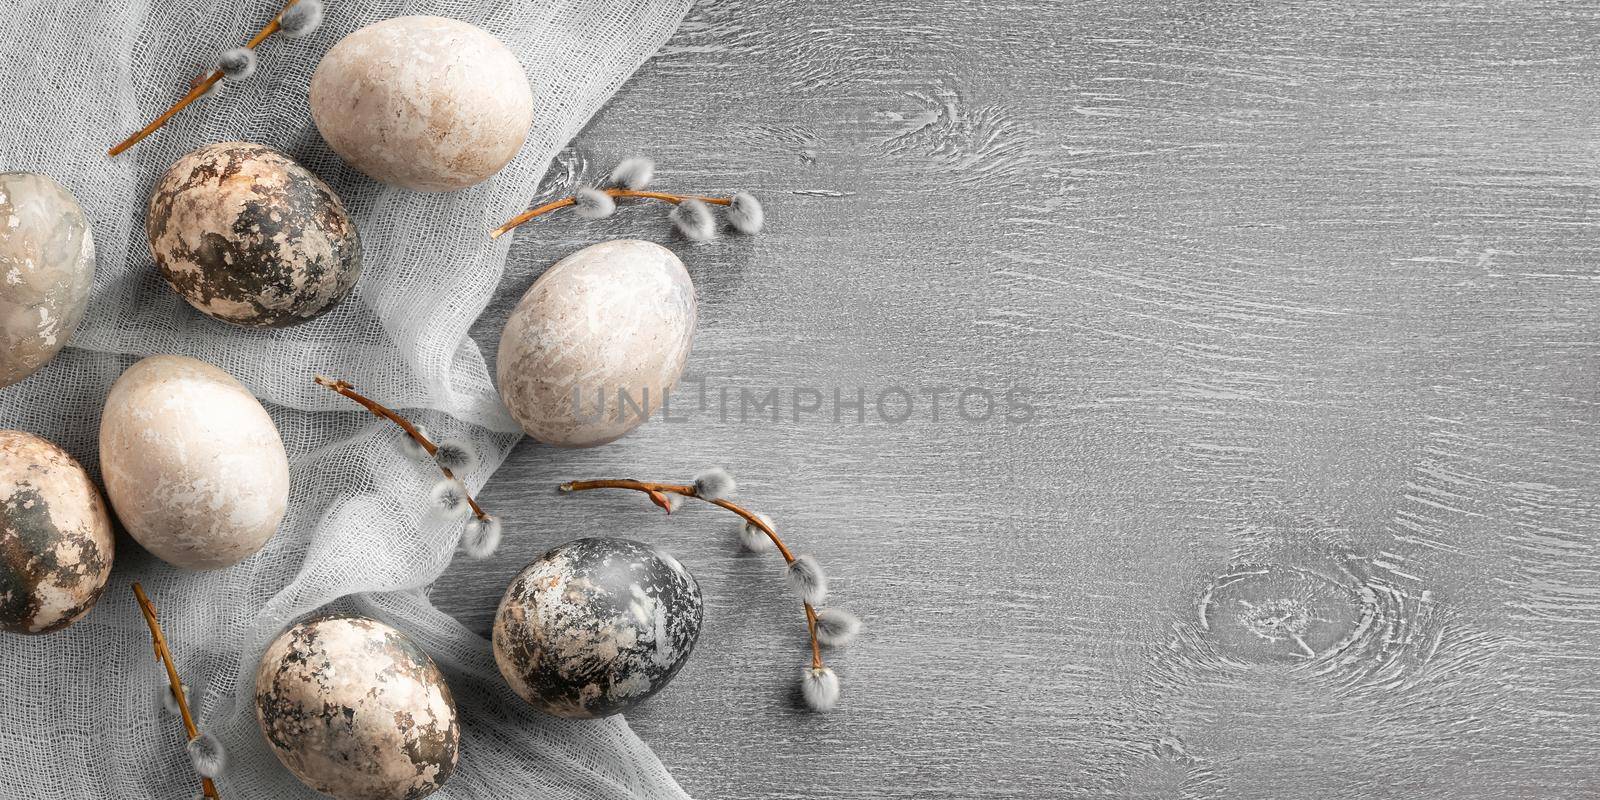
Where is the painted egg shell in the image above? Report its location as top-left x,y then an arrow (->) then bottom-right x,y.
495,240 -> 696,447
146,141 -> 362,327
310,16 -> 534,192
99,355 -> 288,570
257,614 -> 459,800
0,172 -> 95,388
493,537 -> 703,718
0,431 -> 114,634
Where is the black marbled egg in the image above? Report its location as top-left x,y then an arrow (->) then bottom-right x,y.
255,614 -> 459,800
492,537 -> 703,718
146,142 -> 361,328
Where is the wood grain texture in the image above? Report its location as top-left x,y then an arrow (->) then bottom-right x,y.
436,1 -> 1600,796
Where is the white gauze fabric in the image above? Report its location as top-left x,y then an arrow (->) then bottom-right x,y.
0,0 -> 694,797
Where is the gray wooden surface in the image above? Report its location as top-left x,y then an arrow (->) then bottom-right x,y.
437,2 -> 1600,797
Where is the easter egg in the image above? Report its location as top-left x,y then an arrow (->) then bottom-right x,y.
310,16 -> 534,192
99,355 -> 288,570
493,537 -> 703,718
256,614 -> 459,800
0,172 -> 95,388
495,240 -> 696,447
146,142 -> 362,328
0,430 -> 114,634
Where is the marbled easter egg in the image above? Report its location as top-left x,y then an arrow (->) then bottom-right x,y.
0,172 -> 95,388
99,355 -> 288,570
256,614 -> 459,800
495,240 -> 696,447
0,430 -> 114,634
493,537 -> 703,718
310,16 -> 533,192
146,142 -> 362,327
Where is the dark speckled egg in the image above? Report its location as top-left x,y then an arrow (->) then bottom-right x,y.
493,537 -> 703,718
0,430 -> 114,634
146,142 -> 361,328
255,614 -> 459,800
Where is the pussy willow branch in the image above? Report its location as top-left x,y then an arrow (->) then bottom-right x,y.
133,583 -> 220,800
490,189 -> 733,239
108,0 -> 301,156
558,479 -> 823,669
313,375 -> 488,521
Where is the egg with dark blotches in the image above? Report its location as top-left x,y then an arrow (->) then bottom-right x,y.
495,240 -> 696,447
0,172 -> 95,388
0,430 -> 114,634
146,141 -> 361,328
493,537 -> 703,718
256,614 -> 459,800
99,354 -> 288,570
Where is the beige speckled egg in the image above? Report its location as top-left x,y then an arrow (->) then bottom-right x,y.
146,142 -> 362,328
0,172 -> 95,388
310,16 -> 534,192
495,240 -> 696,447
99,355 -> 288,570
256,614 -> 459,800
0,430 -> 114,634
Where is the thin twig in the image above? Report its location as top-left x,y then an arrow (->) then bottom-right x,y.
614,189 -> 731,206
313,375 -> 488,521
558,479 -> 823,668
108,0 -> 300,156
490,188 -> 733,239
133,583 -> 220,799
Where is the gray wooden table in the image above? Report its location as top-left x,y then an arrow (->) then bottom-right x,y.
437,2 -> 1600,797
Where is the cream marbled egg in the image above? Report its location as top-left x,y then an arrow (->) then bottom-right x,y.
256,614 -> 459,800
146,142 -> 362,328
0,172 -> 95,387
0,430 -> 114,634
495,239 -> 696,447
310,16 -> 534,192
99,355 -> 288,570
